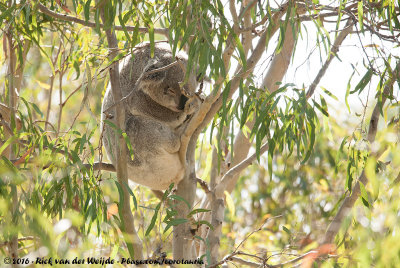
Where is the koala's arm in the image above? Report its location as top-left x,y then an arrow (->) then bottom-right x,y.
156,122 -> 182,154
174,95 -> 201,135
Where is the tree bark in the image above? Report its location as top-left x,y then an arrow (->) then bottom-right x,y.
6,19 -> 19,266
226,20 -> 299,194
99,3 -> 143,259
173,136 -> 198,259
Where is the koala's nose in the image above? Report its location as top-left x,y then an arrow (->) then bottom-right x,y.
178,95 -> 188,110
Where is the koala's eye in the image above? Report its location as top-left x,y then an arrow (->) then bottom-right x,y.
164,87 -> 176,96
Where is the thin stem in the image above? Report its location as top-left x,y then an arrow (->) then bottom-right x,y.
37,3 -> 168,36
306,20 -> 354,98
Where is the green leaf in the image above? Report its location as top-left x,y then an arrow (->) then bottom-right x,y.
31,102 -> 43,117
357,1 -> 364,31
346,161 -> 353,192
320,86 -> 338,101
179,21 -> 195,50
301,120 -> 315,164
224,191 -> 235,218
335,137 -> 348,174
121,132 -> 134,161
122,181 -> 137,209
233,34 -> 246,71
1,156 -> 19,174
200,17 -> 214,47
350,69 -> 373,94
145,203 -> 161,236
164,218 -> 188,233
345,69 -> 355,113
195,220 -> 214,230
114,181 -> 125,210
0,136 -> 17,156
187,208 -> 211,217
169,194 -> 190,209
275,24 -> 285,54
282,225 -> 291,234
84,0 -> 91,21
268,138 -> 275,179
313,100 -> 329,117
104,120 -> 134,159
359,182 -> 370,208
0,5 -> 15,22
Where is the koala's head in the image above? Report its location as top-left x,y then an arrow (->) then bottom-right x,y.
139,58 -> 191,112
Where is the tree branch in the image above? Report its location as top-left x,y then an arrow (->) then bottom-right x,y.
225,256 -> 261,267
322,62 -> 400,245
216,143 -> 269,197
178,1 -> 294,164
84,162 -> 116,172
37,3 -> 168,36
5,16 -> 19,264
194,2 -> 290,140
0,236 -> 36,249
99,2 -> 143,259
306,20 -> 354,98
223,16 -> 301,195
202,5 -> 300,263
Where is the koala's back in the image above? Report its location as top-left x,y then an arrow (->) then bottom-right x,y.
102,113 -> 184,190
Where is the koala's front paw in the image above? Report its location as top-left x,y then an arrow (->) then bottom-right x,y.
184,97 -> 200,115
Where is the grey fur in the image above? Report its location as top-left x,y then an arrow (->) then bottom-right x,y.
101,42 -> 199,190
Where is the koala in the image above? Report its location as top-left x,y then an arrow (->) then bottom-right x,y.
101,42 -> 199,190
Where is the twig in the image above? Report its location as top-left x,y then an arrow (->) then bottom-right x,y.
306,20 -> 354,98
0,118 -> 13,136
216,143 -> 269,197
0,103 -> 22,130
83,162 -> 116,172
44,74 -> 54,132
197,178 -> 210,193
268,251 -> 318,268
0,236 -> 36,249
213,249 -> 325,268
56,50 -> 66,136
226,256 -> 261,267
45,42 -> 62,131
37,3 -> 168,36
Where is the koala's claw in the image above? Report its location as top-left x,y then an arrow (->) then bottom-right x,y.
184,98 -> 200,115
178,82 -> 193,97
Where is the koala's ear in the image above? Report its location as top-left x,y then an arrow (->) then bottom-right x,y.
141,58 -> 166,85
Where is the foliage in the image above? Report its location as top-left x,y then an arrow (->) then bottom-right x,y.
0,0 -> 399,267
